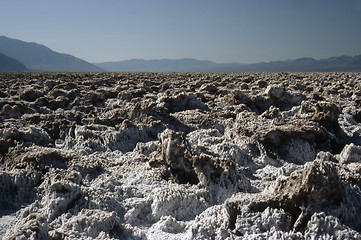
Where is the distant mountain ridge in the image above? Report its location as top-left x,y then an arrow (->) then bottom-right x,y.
95,55 -> 361,72
0,52 -> 27,72
246,55 -> 361,72
95,58 -> 244,72
1,36 -> 360,72
0,36 -> 103,72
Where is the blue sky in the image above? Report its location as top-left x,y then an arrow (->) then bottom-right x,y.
1,0 -> 361,63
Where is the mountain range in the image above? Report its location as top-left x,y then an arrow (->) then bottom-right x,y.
94,58 -> 246,72
95,55 -> 361,72
0,36 -> 103,72
0,36 -> 361,72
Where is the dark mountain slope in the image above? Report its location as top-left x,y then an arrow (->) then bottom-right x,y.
0,36 -> 104,72
0,52 -> 27,72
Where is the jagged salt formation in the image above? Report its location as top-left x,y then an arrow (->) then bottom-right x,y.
0,72 -> 360,239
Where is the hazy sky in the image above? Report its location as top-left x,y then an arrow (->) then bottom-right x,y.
1,0 -> 361,63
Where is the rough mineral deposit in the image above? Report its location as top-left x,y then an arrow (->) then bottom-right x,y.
0,72 -> 360,239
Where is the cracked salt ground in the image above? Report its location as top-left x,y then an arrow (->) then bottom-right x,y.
0,72 -> 361,239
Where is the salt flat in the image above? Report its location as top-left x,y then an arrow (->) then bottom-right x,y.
0,72 -> 360,239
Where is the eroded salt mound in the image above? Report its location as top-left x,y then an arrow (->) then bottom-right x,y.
0,72 -> 360,239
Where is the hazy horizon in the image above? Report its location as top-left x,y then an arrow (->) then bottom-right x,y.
1,0 -> 361,64
92,54 -> 361,64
